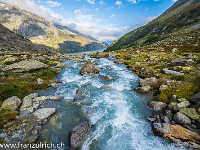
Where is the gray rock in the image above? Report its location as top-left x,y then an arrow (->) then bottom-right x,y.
140,77 -> 158,87
1,96 -> 21,111
165,110 -> 173,120
20,95 -> 33,109
147,117 -> 156,122
3,57 -> 18,64
190,92 -> 200,105
50,83 -> 63,88
135,86 -> 151,93
79,60 -> 99,76
163,116 -> 171,124
48,96 -> 64,101
161,68 -> 184,75
99,75 -> 113,81
73,95 -> 86,102
69,121 -> 90,150
55,62 -> 66,68
170,59 -> 193,66
76,87 -> 84,95
3,60 -> 48,72
177,101 -> 190,109
34,96 -> 49,102
33,108 -> 56,121
148,101 -> 167,111
168,102 -> 179,111
173,112 -> 191,125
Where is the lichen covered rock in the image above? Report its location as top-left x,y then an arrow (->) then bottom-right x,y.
179,108 -> 200,120
3,60 -> 48,72
173,112 -> 191,125
79,60 -> 99,76
1,96 -> 21,111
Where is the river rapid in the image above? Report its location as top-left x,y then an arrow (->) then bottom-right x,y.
38,55 -> 185,150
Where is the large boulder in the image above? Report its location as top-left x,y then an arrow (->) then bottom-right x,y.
148,101 -> 167,111
177,101 -> 190,109
69,121 -> 90,150
179,108 -> 200,120
1,96 -> 21,111
79,61 -> 99,76
140,77 -> 158,87
33,108 -> 56,121
173,112 -> 191,125
190,92 -> 200,105
152,123 -> 200,149
3,60 -> 48,72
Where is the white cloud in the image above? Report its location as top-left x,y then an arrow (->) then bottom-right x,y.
172,0 -> 177,2
115,1 -> 122,5
110,14 -> 115,18
0,0 -> 140,41
99,1 -> 105,4
106,7 -> 113,11
74,9 -> 81,14
95,8 -> 99,11
45,1 -> 61,7
128,0 -> 141,4
87,0 -> 95,4
142,16 -> 157,24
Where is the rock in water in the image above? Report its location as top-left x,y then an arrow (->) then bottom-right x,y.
69,121 -> 90,149
79,60 -> 99,75
1,96 -> 21,111
33,108 -> 56,121
135,86 -> 151,93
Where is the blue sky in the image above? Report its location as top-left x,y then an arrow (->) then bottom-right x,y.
0,0 -> 177,41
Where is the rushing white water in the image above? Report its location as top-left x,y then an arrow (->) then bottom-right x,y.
39,57 -> 185,150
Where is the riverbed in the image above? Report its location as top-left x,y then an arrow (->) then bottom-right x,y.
36,55 -> 186,150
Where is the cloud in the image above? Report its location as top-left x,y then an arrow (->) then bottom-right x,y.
172,0 -> 177,2
87,0 -> 95,4
145,8 -> 149,11
141,16 -> 157,24
95,8 -> 99,11
74,9 -> 81,14
115,1 -> 122,5
99,1 -> 105,4
45,1 -> 61,7
0,0 -> 140,41
110,14 -> 115,18
128,0 -> 141,4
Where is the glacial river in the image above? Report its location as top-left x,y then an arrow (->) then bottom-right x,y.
38,55 -> 185,150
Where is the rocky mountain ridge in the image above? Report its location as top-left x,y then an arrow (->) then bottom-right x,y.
0,23 -> 57,54
0,2 -> 108,53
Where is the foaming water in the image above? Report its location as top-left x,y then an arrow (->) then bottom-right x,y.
38,58 -> 185,150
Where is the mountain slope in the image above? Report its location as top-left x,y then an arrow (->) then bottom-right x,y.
0,23 -> 57,54
105,0 -> 200,52
0,2 -> 108,53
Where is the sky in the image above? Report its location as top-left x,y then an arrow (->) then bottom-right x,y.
0,0 -> 177,42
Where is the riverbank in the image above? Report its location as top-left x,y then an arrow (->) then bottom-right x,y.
89,50 -> 200,149
0,51 -> 200,149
